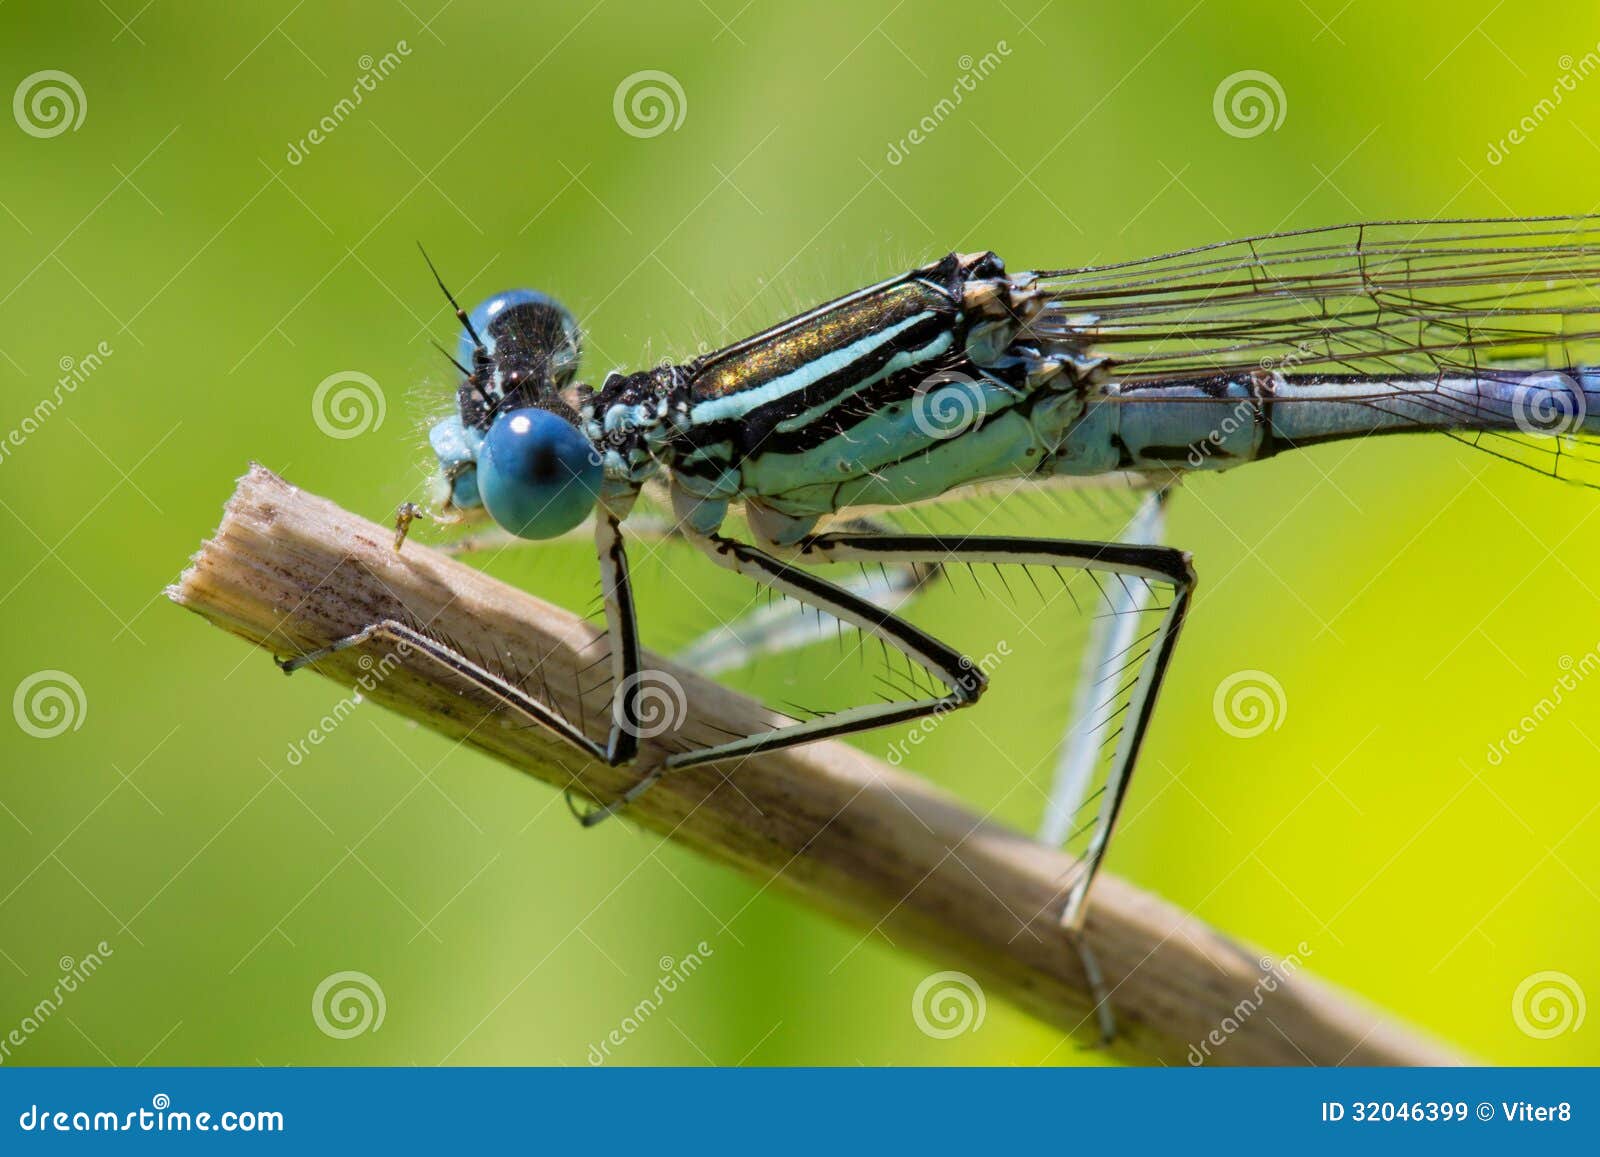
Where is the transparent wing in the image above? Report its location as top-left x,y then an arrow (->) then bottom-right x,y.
1036,216 -> 1600,376
1034,216 -> 1600,484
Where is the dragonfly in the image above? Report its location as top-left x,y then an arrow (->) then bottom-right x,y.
282,216 -> 1600,1035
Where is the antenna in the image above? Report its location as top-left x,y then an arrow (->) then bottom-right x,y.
417,243 -> 484,353
429,339 -> 471,377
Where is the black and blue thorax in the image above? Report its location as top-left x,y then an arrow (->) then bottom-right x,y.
581,253 -> 1083,515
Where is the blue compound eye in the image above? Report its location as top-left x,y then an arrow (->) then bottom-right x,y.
476,408 -> 603,539
461,289 -> 581,390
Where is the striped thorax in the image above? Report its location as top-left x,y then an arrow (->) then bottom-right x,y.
573,251 -> 1088,541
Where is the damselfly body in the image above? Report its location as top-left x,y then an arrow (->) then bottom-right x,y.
283,217 -> 1600,1032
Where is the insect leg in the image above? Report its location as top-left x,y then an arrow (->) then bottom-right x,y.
277,513 -> 648,783
658,530 -> 1192,824
1038,487 -> 1170,848
1021,488 -> 1172,1044
782,529 -> 1193,1044
653,532 -> 986,768
674,516 -> 939,675
276,617 -> 613,762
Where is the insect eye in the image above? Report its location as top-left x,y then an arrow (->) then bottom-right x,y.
462,288 -> 581,389
476,408 -> 603,539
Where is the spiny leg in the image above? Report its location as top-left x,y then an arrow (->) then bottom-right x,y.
656,529 -> 1192,801
278,513 -> 651,786
1028,488 -> 1172,1043
673,516 -> 940,676
788,529 -> 1193,1045
277,617 -> 608,766
1039,487 -> 1170,848
657,532 -> 986,770
592,512 -> 643,763
1049,526 -> 1191,934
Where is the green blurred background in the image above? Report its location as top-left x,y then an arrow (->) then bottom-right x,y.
2,0 -> 1598,1066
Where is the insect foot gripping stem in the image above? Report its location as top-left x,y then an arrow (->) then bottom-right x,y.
1067,930 -> 1118,1048
393,502 -> 424,551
